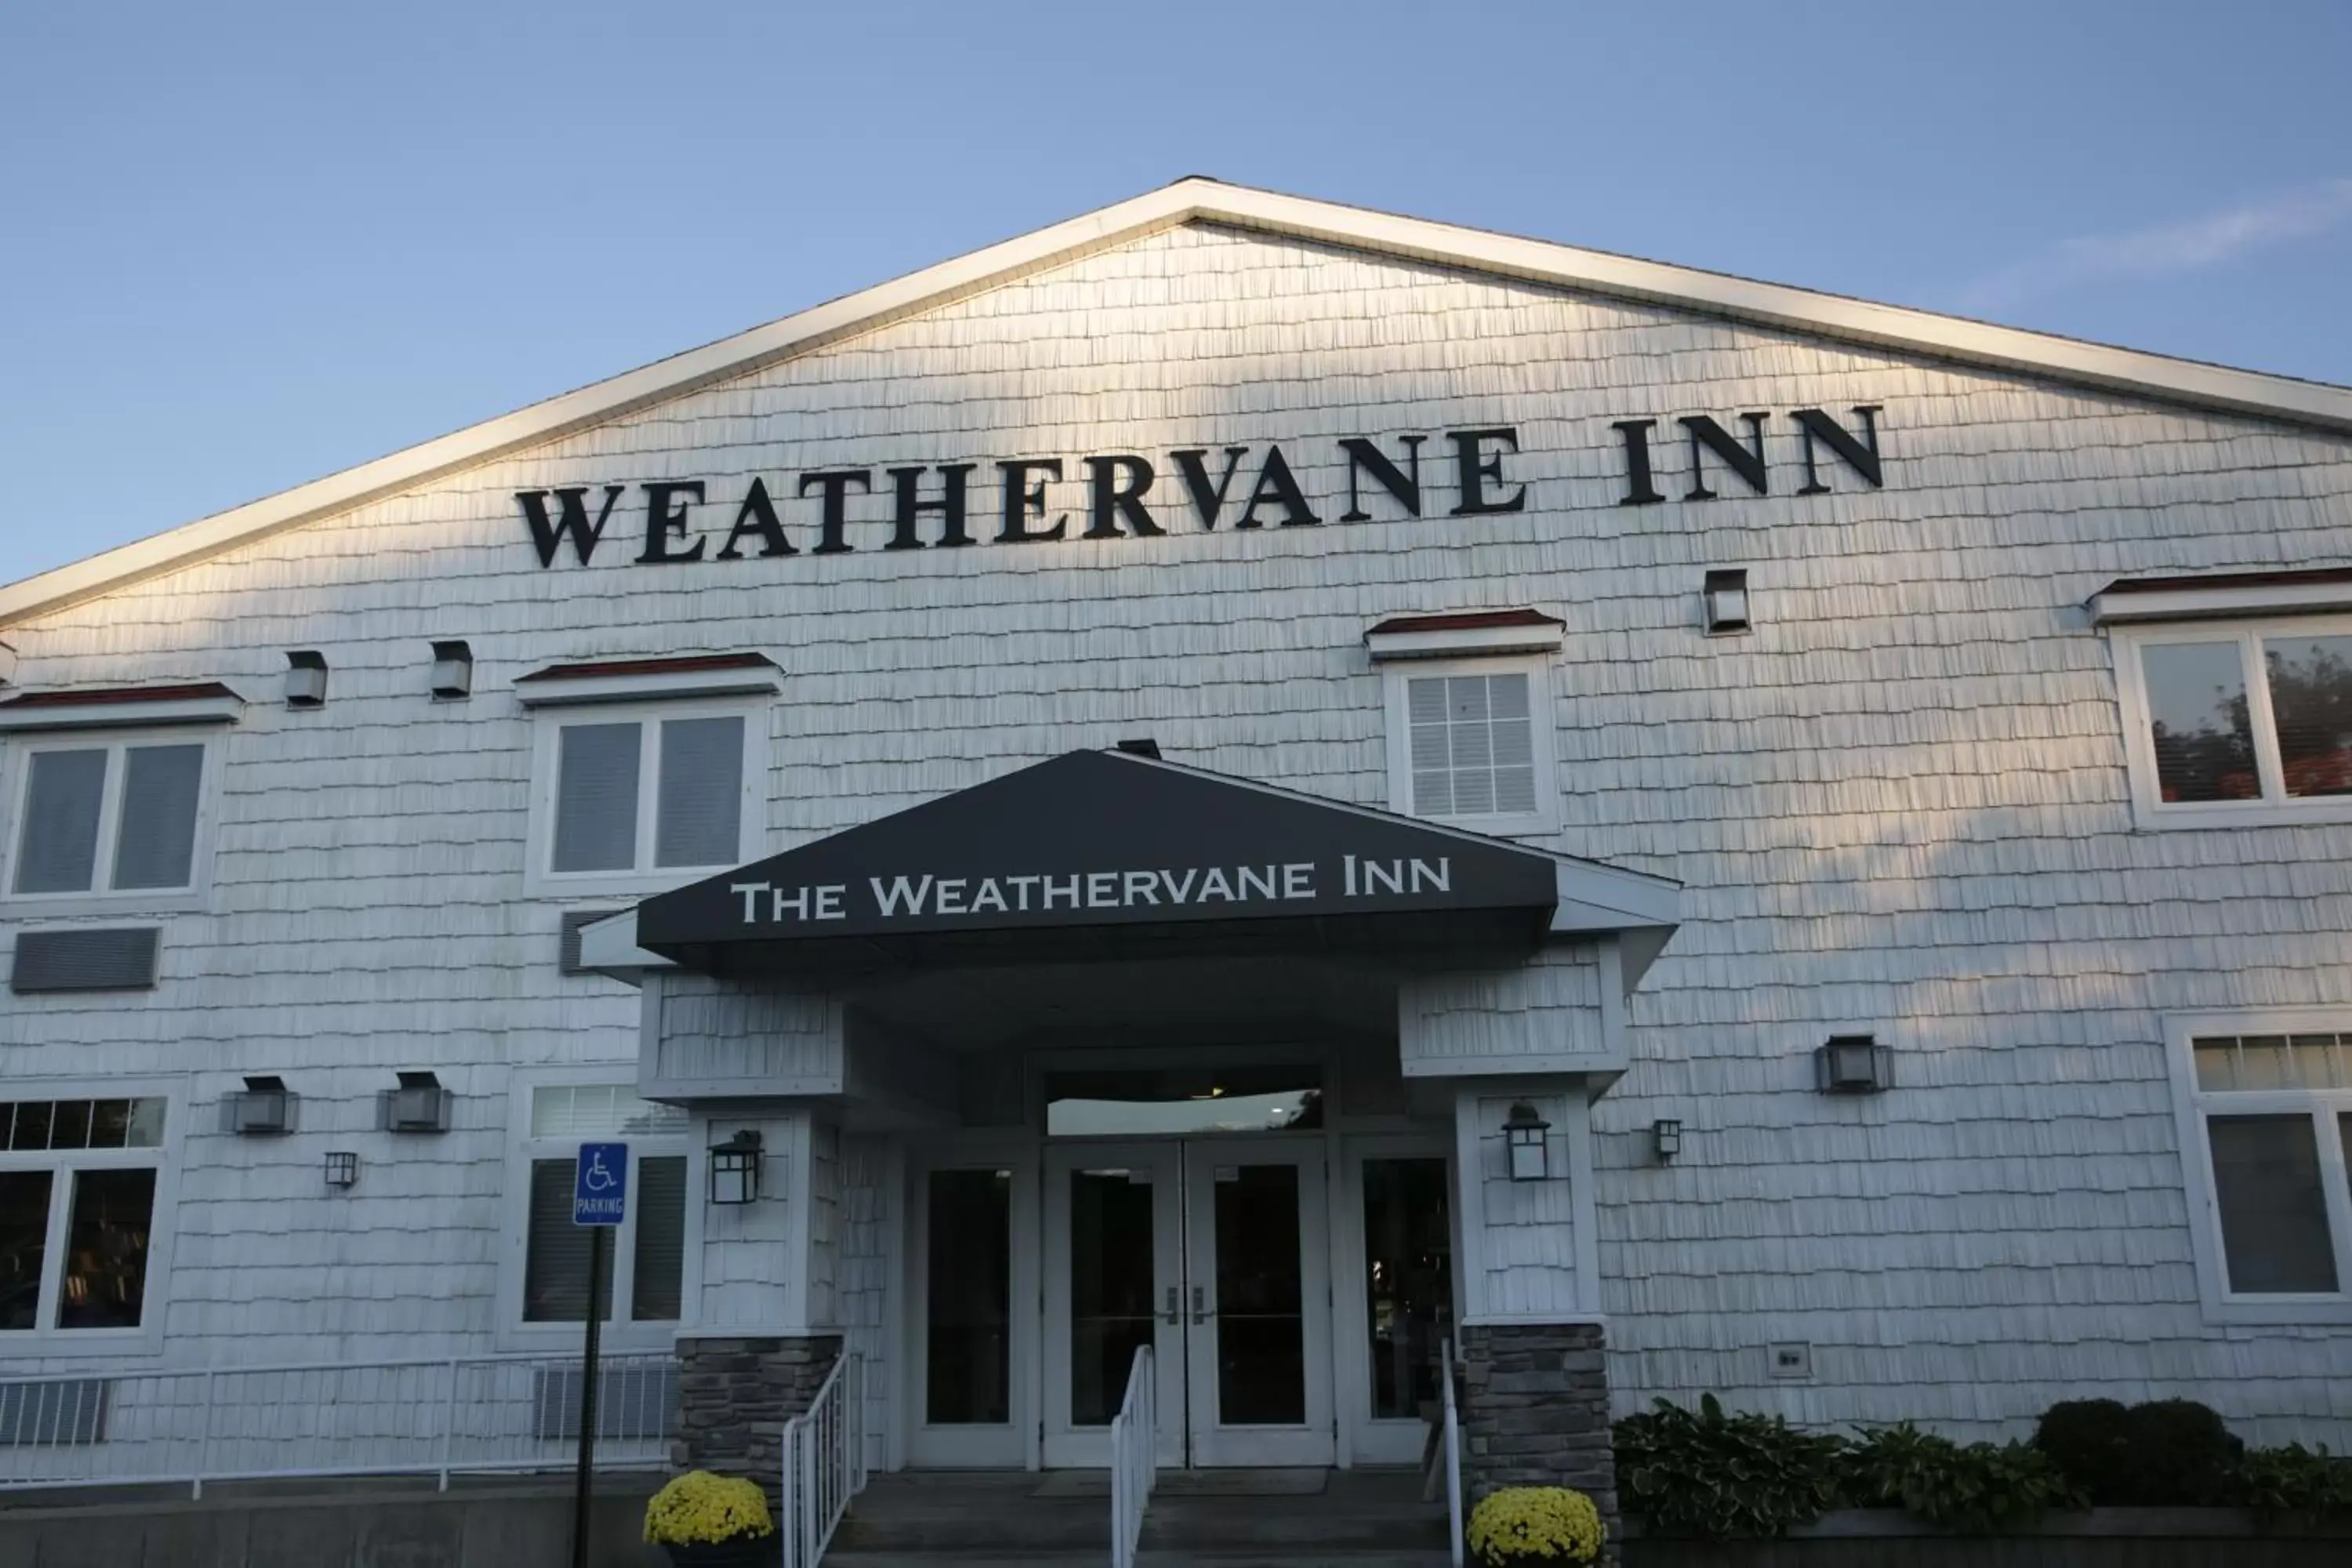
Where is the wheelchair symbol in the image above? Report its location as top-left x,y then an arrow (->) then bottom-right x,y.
583,1152 -> 617,1192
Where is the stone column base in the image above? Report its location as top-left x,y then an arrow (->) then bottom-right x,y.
671,1333 -> 843,1513
1458,1321 -> 1617,1561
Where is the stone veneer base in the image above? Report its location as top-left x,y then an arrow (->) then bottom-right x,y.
1458,1321 -> 1617,1563
671,1333 -> 843,1513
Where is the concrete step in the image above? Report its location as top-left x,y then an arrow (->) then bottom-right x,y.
830,1555 -> 1453,1568
835,1468 -> 1448,1556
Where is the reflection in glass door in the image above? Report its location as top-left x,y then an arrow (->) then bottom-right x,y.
1182,1141 -> 1333,1466
1042,1145 -> 1185,1468
1042,1139 -> 1333,1468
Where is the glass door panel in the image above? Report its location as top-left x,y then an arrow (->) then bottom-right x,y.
1043,1144 -> 1185,1468
1182,1139 -> 1333,1466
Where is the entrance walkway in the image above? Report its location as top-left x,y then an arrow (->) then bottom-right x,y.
827,1468 -> 1450,1566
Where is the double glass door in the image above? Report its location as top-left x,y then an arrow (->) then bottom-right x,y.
1042,1138 -> 1333,1468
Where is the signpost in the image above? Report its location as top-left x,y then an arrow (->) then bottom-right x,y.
570,1142 -> 627,1568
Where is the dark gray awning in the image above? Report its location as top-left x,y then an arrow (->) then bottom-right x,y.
635,749 -> 1566,975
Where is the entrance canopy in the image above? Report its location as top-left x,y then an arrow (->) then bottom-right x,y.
631,750 -> 1650,977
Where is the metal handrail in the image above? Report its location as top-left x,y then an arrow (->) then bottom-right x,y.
1440,1337 -> 1464,1568
781,1352 -> 866,1568
0,1351 -> 678,1498
1108,1345 -> 1157,1568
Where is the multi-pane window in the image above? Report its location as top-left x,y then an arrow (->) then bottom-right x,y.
2185,1032 -> 2352,1302
0,1098 -> 167,1337
8,738 -> 209,898
2122,618 -> 2352,820
1400,670 -> 1544,823
518,1086 -> 690,1329
542,711 -> 750,880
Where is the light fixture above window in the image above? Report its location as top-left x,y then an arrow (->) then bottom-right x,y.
1815,1035 -> 1892,1094
227,1075 -> 296,1136
709,1130 -> 763,1205
1504,1101 -> 1552,1181
285,650 -> 328,708
1704,569 -> 1751,634
430,641 -> 474,700
325,1151 -> 360,1189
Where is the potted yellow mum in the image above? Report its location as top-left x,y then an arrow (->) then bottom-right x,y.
643,1470 -> 778,1566
1465,1486 -> 1605,1566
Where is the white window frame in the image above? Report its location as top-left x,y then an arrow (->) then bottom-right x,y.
2165,1009 -> 2352,1325
0,728 -> 222,914
496,1069 -> 702,1353
0,1077 -> 183,1357
2111,614 -> 2352,829
524,699 -> 767,898
1381,655 -> 1559,836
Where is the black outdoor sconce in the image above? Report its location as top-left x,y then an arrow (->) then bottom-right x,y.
1651,1118 -> 1683,1162
1504,1102 -> 1552,1181
710,1130 -> 763,1206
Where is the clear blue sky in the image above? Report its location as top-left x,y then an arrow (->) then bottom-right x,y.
4,0 -> 2348,590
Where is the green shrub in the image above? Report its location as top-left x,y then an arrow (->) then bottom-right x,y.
2118,1399 -> 2243,1507
1846,1423 -> 2087,1533
2032,1399 -> 2134,1503
1612,1394 -> 1846,1538
2239,1443 -> 2352,1520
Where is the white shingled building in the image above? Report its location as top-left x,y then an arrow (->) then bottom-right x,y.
1,180 -> 2348,1514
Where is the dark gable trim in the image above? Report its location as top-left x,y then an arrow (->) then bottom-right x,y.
2094,566 -> 2352,597
0,681 -> 240,711
516,653 -> 778,684
1365,608 -> 1564,636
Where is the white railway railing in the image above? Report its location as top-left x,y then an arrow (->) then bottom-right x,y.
1108,1345 -> 1157,1568
0,1352 -> 676,1497
1440,1337 -> 1464,1568
780,1352 -> 865,1568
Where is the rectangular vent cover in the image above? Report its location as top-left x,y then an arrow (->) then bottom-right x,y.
12,928 -> 160,993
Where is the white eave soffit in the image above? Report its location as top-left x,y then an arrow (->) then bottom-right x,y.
2089,572 -> 2352,625
0,684 -> 245,732
513,658 -> 784,708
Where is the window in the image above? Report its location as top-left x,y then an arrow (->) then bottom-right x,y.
2114,616 -> 2352,826
510,1083 -> 693,1345
1381,657 -> 1557,833
5,735 -> 212,902
2170,1018 -> 2352,1320
529,705 -> 761,891
0,1097 -> 168,1341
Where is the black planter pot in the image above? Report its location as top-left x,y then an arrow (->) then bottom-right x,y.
660,1534 -> 778,1568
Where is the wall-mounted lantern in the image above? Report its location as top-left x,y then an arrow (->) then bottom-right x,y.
1651,1117 -> 1683,1162
226,1074 -> 296,1136
1704,569 -> 1751,634
709,1130 -> 763,1206
429,641 -> 474,700
324,1151 -> 360,1189
1504,1102 -> 1552,1181
1815,1034 -> 1893,1094
380,1070 -> 452,1133
285,650 -> 328,708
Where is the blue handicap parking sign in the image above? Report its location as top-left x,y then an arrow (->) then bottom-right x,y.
574,1142 -> 628,1226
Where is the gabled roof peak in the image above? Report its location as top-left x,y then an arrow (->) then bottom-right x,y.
6,178 -> 2350,628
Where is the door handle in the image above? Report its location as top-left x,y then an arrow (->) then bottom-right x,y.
1160,1287 -> 1181,1326
1191,1285 -> 1213,1325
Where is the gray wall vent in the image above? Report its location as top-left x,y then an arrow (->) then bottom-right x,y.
11,928 -> 160,993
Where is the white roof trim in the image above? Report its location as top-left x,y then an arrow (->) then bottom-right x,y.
9,176 -> 2350,628
2091,578 -> 2352,624
1366,622 -> 1566,660
0,690 -> 245,732
514,664 -> 786,707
